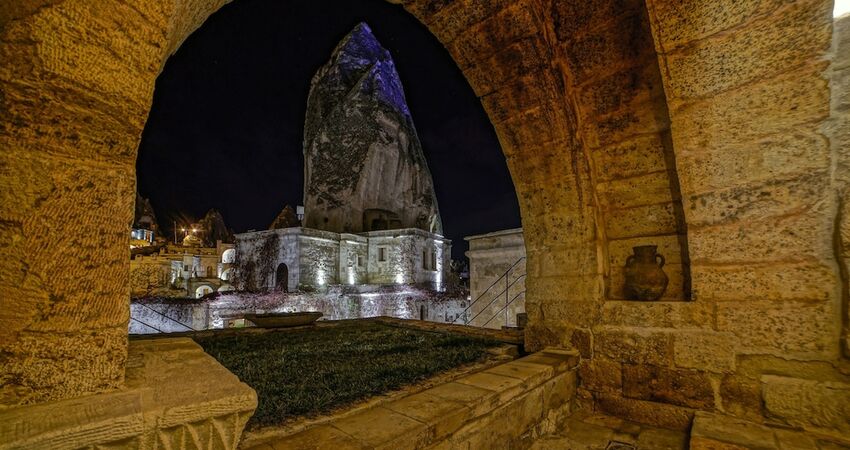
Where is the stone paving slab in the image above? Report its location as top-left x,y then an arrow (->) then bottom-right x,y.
529,411 -> 688,450
455,371 -> 527,404
690,411 -> 850,450
257,425 -> 365,450
331,406 -> 431,449
383,392 -> 471,440
485,360 -> 556,386
424,381 -> 499,417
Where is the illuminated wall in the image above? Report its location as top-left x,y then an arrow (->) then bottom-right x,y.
234,227 -> 451,290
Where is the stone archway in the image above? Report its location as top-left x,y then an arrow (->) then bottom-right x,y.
0,1 -> 843,432
195,284 -> 214,298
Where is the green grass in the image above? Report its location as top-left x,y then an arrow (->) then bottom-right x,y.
194,322 -> 501,429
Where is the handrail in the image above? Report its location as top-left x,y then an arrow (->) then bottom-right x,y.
481,290 -> 526,328
464,274 -> 526,325
131,316 -> 164,333
135,303 -> 196,331
452,257 -> 526,325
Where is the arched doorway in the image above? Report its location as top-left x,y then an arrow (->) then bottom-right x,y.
275,263 -> 289,292
195,285 -> 214,298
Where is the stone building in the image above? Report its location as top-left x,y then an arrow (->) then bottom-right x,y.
234,227 -> 450,292
2,1 -> 850,448
130,241 -> 236,298
465,228 -> 526,329
130,194 -> 160,248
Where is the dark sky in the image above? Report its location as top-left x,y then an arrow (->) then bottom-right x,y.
137,0 -> 520,259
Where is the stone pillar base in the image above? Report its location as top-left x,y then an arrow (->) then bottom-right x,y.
0,338 -> 257,450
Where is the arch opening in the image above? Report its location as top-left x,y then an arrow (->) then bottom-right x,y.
1,0 -> 718,409
195,285 -> 214,298
275,263 -> 289,293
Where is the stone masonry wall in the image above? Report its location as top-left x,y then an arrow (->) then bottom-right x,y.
397,0 -> 849,433
832,13 -> 850,359
0,1 -> 846,435
297,233 -> 341,288
0,0 -> 230,406
234,230 -> 301,292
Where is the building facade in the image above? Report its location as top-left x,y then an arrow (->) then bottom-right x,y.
234,227 -> 450,292
130,241 -> 235,298
465,228 -> 526,329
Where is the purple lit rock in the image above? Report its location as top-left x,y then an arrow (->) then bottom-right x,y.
303,23 -> 442,234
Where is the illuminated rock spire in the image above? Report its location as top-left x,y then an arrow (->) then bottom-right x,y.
302,23 -> 442,235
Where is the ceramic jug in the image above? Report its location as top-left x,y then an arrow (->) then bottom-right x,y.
623,245 -> 668,301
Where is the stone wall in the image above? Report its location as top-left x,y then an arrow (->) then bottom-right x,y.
364,229 -> 451,286
395,0 -> 848,433
297,232 -> 341,289
129,289 -> 471,334
243,348 -> 578,450
0,0 -> 846,437
0,338 -> 256,450
466,228 -> 527,328
234,229 -> 302,292
832,13 -> 850,359
234,227 -> 451,290
338,234 -> 369,285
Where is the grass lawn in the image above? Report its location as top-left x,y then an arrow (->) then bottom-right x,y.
194,322 -> 502,429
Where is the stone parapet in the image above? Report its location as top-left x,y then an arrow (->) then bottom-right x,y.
245,348 -> 578,449
0,338 -> 257,450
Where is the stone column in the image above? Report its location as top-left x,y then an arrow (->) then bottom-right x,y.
0,0 -> 230,406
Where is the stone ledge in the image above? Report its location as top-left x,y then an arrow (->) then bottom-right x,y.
761,375 -> 850,438
148,317 -> 525,347
690,411 -> 850,450
247,349 -> 578,449
372,316 -> 525,345
0,338 -> 257,450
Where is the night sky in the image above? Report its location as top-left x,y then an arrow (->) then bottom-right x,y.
137,0 -> 520,259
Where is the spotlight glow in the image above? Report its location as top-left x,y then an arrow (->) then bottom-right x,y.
837,0 -> 850,17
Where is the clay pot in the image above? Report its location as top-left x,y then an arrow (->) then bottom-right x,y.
623,245 -> 668,301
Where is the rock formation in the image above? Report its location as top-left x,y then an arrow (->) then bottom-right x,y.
269,205 -> 301,229
302,22 -> 442,235
197,209 -> 235,247
134,193 -> 160,232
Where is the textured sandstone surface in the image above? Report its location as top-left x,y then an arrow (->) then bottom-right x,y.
302,22 -> 442,234
0,338 -> 256,449
244,349 -> 577,450
0,0 -> 848,438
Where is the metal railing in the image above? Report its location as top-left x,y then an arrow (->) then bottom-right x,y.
453,257 -> 526,328
131,303 -> 196,333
